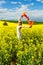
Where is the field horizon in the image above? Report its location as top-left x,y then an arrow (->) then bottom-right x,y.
0,20 -> 43,24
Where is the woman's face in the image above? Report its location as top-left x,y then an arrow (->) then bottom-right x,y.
18,22 -> 22,25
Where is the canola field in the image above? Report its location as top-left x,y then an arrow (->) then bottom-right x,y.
0,21 -> 43,65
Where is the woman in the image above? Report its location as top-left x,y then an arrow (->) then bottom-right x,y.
17,18 -> 22,40
17,12 -> 34,40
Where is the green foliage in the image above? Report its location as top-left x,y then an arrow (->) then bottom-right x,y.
1,20 -> 43,24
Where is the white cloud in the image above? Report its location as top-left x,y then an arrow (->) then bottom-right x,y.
11,2 -> 18,4
0,0 -> 6,5
19,2 -> 22,4
36,0 -> 43,3
41,1 -> 43,3
27,10 -> 43,21
36,0 -> 41,1
11,1 -> 22,5
30,3 -> 34,6
0,5 -> 28,20
0,5 -> 43,21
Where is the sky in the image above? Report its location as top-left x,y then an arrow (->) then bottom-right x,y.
0,0 -> 43,21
